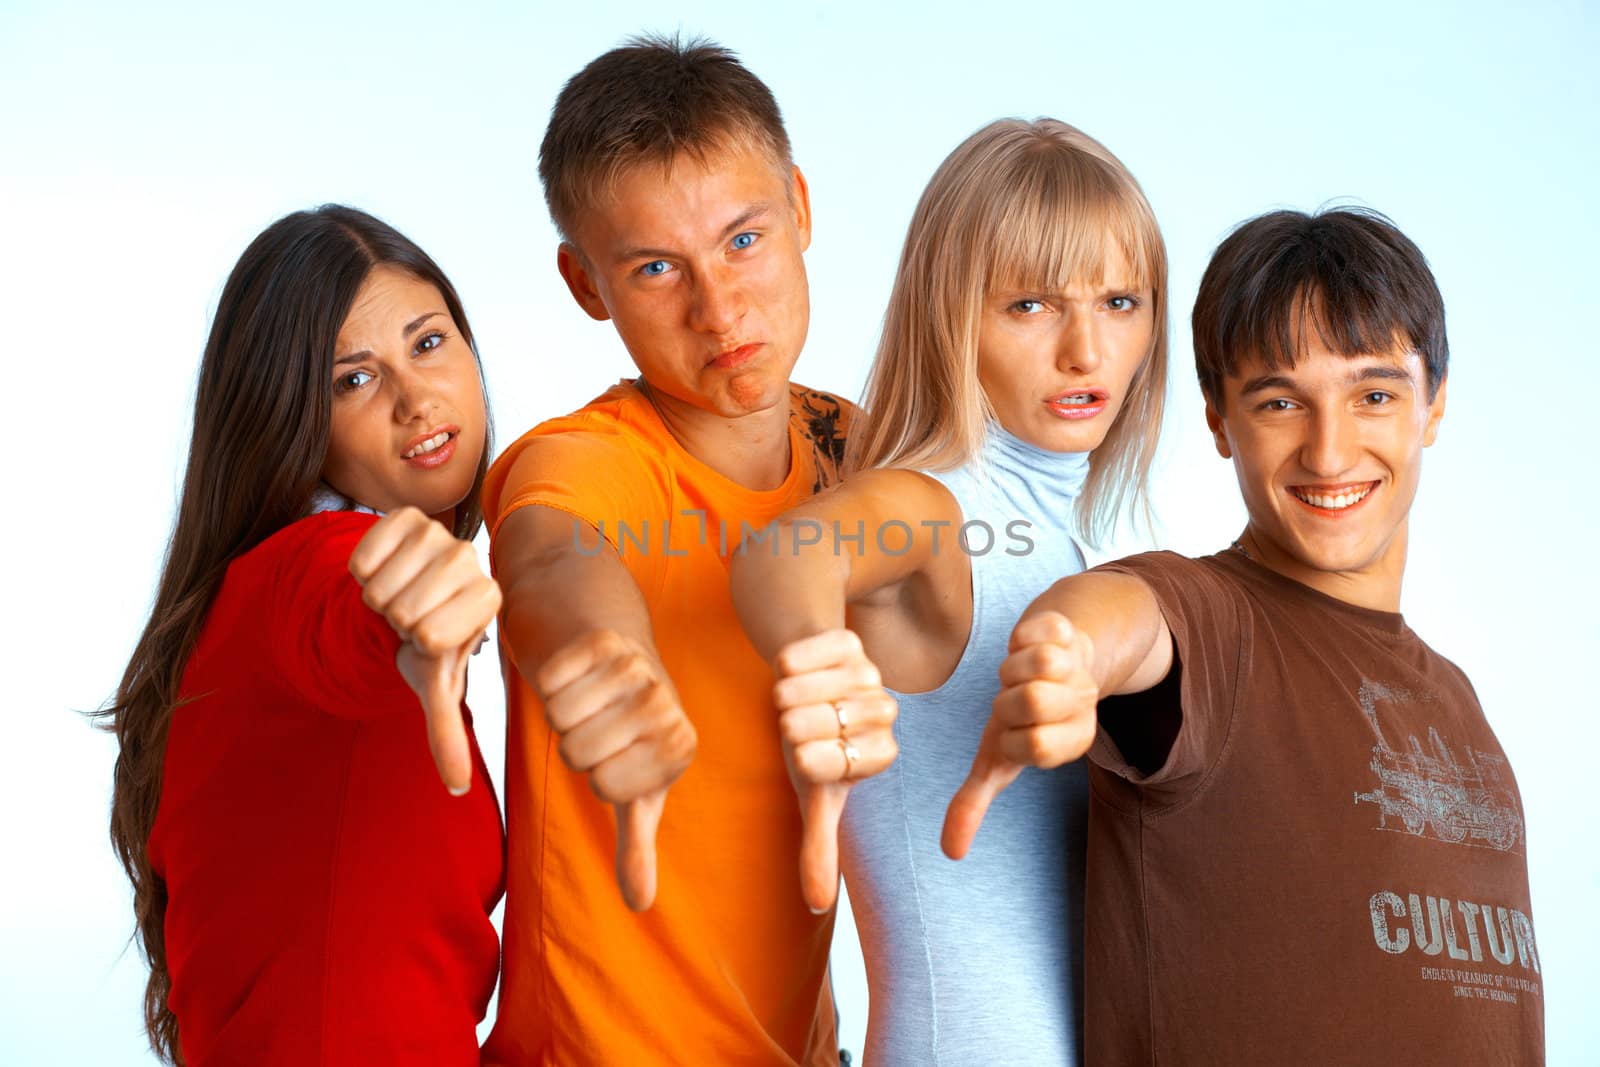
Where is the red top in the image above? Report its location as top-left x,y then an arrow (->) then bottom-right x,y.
149,512 -> 505,1066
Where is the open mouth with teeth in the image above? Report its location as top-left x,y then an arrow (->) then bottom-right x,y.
404,430 -> 454,459
1287,481 -> 1378,512
1045,389 -> 1109,419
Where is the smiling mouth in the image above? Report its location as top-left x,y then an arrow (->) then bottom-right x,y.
1288,481 -> 1378,511
404,430 -> 454,459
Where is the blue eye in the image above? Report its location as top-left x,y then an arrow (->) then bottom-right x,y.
731,232 -> 758,251
640,260 -> 671,277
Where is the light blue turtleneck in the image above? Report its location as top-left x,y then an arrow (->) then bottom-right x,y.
838,425 -> 1090,1065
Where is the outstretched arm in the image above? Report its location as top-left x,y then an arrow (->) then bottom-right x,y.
943,570 -> 1172,859
730,468 -> 964,911
493,503 -> 696,912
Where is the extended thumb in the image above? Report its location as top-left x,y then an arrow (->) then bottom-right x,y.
941,754 -> 1019,861
799,785 -> 847,914
616,793 -> 664,912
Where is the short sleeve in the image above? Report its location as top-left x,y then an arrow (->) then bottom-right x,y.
266,513 -> 418,718
483,424 -> 673,593
1088,551 -> 1246,799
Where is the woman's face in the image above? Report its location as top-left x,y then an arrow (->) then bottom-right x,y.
976,242 -> 1155,454
322,265 -> 486,525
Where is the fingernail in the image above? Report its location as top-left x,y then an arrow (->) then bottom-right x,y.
449,784 -> 470,797
809,904 -> 829,916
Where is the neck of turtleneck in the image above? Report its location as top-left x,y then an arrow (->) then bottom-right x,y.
969,422 -> 1091,532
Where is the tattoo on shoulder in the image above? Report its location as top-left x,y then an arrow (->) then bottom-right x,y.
792,388 -> 849,493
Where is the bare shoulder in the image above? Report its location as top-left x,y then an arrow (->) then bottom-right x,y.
788,383 -> 853,489
788,467 -> 960,529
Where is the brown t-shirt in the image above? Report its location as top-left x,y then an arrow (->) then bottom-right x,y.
1087,550 -> 1543,1065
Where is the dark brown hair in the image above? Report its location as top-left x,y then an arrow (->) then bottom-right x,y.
97,204 -> 488,1063
1191,206 -> 1447,405
538,32 -> 792,241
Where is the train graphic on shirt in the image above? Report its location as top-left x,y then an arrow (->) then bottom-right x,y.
1352,680 -> 1523,853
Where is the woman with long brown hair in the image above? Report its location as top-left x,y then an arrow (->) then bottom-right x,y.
101,205 -> 504,1065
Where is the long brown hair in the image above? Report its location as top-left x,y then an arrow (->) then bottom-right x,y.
851,118 -> 1169,546
96,204 -> 490,1063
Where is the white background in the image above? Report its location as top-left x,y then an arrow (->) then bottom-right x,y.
3,0 -> 1596,1062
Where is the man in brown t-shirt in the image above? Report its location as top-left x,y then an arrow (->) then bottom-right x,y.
941,207 -> 1543,1063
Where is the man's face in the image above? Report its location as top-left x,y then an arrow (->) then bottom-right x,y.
557,141 -> 812,419
1207,337 -> 1447,583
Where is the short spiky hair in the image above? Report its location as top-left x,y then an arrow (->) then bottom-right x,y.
1192,206 -> 1448,405
538,33 -> 793,241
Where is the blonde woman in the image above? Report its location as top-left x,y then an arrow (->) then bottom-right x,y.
729,118 -> 1167,1064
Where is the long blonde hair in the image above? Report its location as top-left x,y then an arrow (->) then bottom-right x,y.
852,118 -> 1168,546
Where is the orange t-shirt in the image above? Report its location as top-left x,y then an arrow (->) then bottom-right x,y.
481,380 -> 853,1066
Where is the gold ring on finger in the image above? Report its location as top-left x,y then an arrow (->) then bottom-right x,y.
838,738 -> 861,781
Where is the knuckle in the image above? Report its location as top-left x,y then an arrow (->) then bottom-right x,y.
794,747 -> 826,783
670,719 -> 698,766
622,655 -> 653,690
1072,719 -> 1098,758
542,692 -> 574,731
1026,730 -> 1057,766
639,680 -> 670,715
556,734 -> 585,771
1035,645 -> 1065,678
779,710 -> 809,746
417,521 -> 446,549
411,623 -> 444,656
772,677 -> 801,709
589,766 -> 626,806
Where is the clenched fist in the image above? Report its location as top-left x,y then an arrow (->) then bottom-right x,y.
348,506 -> 501,797
942,611 -> 1098,860
535,628 -> 697,912
771,628 -> 898,912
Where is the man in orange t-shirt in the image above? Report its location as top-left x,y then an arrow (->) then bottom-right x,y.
481,35 -> 853,1065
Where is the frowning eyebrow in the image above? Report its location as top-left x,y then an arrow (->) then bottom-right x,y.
1238,363 -> 1416,397
334,311 -> 443,365
618,204 -> 774,262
